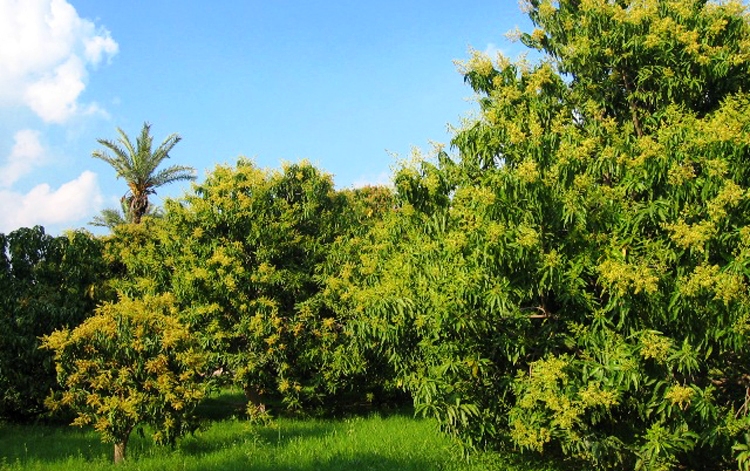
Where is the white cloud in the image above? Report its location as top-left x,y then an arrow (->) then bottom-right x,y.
483,42 -> 507,59
0,129 -> 46,188
84,33 -> 119,65
0,171 -> 103,233
0,0 -> 118,123
351,171 -> 392,189
24,56 -> 87,123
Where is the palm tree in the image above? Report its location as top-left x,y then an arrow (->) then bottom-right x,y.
90,206 -> 128,229
90,199 -> 163,229
92,122 -> 196,224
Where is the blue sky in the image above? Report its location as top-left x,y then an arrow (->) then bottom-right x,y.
0,1 -> 533,234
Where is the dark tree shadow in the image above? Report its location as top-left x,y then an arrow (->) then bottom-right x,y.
0,423 -> 109,463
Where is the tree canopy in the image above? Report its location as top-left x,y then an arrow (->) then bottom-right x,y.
102,159 -> 396,413
320,0 -> 750,469
0,227 -> 109,420
42,294 -> 209,464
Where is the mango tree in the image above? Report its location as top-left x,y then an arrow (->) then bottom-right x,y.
326,1 -> 750,469
104,159 -> 394,413
42,294 -> 209,464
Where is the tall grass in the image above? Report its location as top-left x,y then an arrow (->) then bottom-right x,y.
0,393 -> 551,471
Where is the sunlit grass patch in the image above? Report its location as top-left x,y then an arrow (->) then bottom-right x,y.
0,401 -> 552,471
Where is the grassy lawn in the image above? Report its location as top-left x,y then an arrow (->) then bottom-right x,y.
0,393 -> 548,471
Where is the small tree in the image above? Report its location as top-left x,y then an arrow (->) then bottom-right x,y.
42,294 -> 208,464
164,159 -> 354,410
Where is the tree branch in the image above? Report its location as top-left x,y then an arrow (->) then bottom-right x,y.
622,72 -> 644,138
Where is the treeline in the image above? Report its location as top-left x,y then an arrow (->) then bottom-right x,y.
5,1 -> 750,469
0,227 -> 111,420
2,163 -> 400,462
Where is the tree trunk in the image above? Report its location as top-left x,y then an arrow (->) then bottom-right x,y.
244,384 -> 264,406
114,439 -> 128,464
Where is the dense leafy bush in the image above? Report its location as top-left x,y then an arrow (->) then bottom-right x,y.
104,159 -> 395,412
0,226 -> 110,420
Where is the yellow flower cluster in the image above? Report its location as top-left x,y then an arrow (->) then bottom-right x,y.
598,259 -> 659,296
510,419 -> 552,452
579,382 -> 618,409
667,163 -> 695,186
516,159 -> 540,184
707,181 -> 745,220
639,331 -> 672,362
663,219 -> 715,252
681,263 -> 745,305
665,384 -> 694,410
516,225 -> 540,249
466,50 -> 495,77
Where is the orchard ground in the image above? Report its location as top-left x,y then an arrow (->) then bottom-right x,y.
0,390 -> 554,471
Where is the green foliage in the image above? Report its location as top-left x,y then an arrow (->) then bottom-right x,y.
41,293 -> 209,463
169,159 -> 344,408
90,200 -> 163,229
39,3 -> 750,468
322,1 -> 750,469
0,226 -> 109,420
104,159 -> 396,412
323,157 -> 542,451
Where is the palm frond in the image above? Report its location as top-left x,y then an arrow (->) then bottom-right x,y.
149,165 -> 197,189
151,132 -> 182,166
90,208 -> 128,229
92,139 -> 131,178
118,126 -> 139,168
92,121 -> 194,224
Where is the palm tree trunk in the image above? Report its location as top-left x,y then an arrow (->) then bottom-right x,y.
129,194 -> 149,224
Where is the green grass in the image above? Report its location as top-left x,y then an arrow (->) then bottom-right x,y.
0,393 -> 548,471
